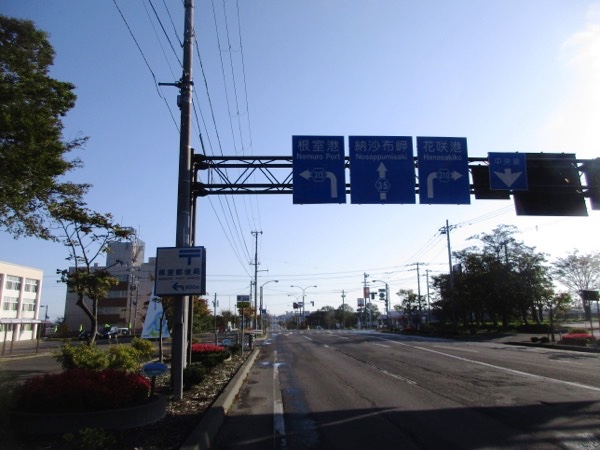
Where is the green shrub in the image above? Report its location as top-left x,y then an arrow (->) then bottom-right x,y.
107,345 -> 142,372
131,337 -> 155,361
62,427 -> 117,450
0,372 -> 18,435
229,343 -> 242,354
54,343 -> 109,370
183,364 -> 208,387
568,327 -> 589,334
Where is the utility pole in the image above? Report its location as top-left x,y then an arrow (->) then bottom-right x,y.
440,219 -> 455,289
363,273 -> 369,328
341,290 -> 346,329
425,269 -> 431,323
166,0 -> 194,401
251,231 -> 262,329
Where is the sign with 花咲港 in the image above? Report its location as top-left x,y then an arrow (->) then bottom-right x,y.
417,137 -> 470,204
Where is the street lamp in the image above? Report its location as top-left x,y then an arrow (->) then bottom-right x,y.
290,285 -> 317,328
260,280 -> 278,333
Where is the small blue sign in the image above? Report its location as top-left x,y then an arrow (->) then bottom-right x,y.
142,362 -> 169,377
417,137 -> 470,204
293,136 -> 346,204
349,136 -> 415,204
488,152 -> 528,190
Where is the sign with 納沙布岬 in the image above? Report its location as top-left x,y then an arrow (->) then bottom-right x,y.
349,136 -> 415,204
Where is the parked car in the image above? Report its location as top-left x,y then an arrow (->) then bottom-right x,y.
99,326 -> 119,339
78,330 -> 100,341
117,327 -> 130,336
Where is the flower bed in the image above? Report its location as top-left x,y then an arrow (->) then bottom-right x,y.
10,368 -> 165,436
559,333 -> 597,347
13,368 -> 151,413
190,343 -> 230,366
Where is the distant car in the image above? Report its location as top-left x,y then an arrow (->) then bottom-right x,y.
99,326 -> 119,339
78,330 -> 100,341
117,327 -> 130,336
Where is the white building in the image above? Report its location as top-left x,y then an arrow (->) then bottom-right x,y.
0,261 -> 44,342
62,240 -> 156,334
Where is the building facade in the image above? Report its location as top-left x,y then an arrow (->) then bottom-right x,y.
0,261 -> 44,342
62,240 -> 156,334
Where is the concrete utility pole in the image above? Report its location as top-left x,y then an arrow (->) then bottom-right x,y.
251,231 -> 262,329
341,290 -> 346,328
172,0 -> 194,401
441,219 -> 455,289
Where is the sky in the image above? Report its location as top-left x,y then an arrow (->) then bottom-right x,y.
2,0 -> 600,321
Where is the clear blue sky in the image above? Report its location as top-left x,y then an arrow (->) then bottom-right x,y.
2,1 -> 600,320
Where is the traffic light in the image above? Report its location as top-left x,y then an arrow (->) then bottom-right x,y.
513,153 -> 587,216
582,158 -> 600,210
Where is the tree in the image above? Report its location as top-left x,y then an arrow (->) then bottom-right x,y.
552,250 -> 600,297
435,225 -> 552,328
54,200 -> 133,344
336,303 -> 354,328
0,15 -> 88,239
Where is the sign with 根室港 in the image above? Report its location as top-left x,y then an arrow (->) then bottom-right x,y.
292,135 -> 346,204
488,152 -> 528,190
154,247 -> 206,296
417,137 -> 470,204
349,136 -> 415,204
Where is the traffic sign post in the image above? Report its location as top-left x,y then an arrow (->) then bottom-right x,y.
488,152 -> 527,190
155,247 -> 206,296
349,136 -> 415,204
417,137 -> 470,204
292,135 -> 346,204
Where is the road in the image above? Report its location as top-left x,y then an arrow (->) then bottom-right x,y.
214,329 -> 600,450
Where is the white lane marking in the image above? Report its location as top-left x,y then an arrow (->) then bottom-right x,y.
373,343 -> 391,349
434,345 -> 479,353
303,336 -> 313,341
273,350 -> 287,449
323,345 -> 330,348
389,340 -> 600,393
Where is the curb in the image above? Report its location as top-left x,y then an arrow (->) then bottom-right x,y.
180,347 -> 261,450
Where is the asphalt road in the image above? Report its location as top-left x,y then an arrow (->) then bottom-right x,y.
214,329 -> 600,450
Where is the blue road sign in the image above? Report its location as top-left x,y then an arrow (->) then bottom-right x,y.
488,152 -> 528,190
417,137 -> 470,204
293,136 -> 346,204
349,136 -> 415,204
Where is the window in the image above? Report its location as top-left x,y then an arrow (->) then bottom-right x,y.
21,298 -> 36,312
24,278 -> 39,293
2,296 -> 19,311
5,275 -> 21,291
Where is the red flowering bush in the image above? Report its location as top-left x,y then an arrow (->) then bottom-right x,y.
191,343 -> 225,353
14,369 -> 151,413
190,343 -> 229,367
559,333 -> 596,347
